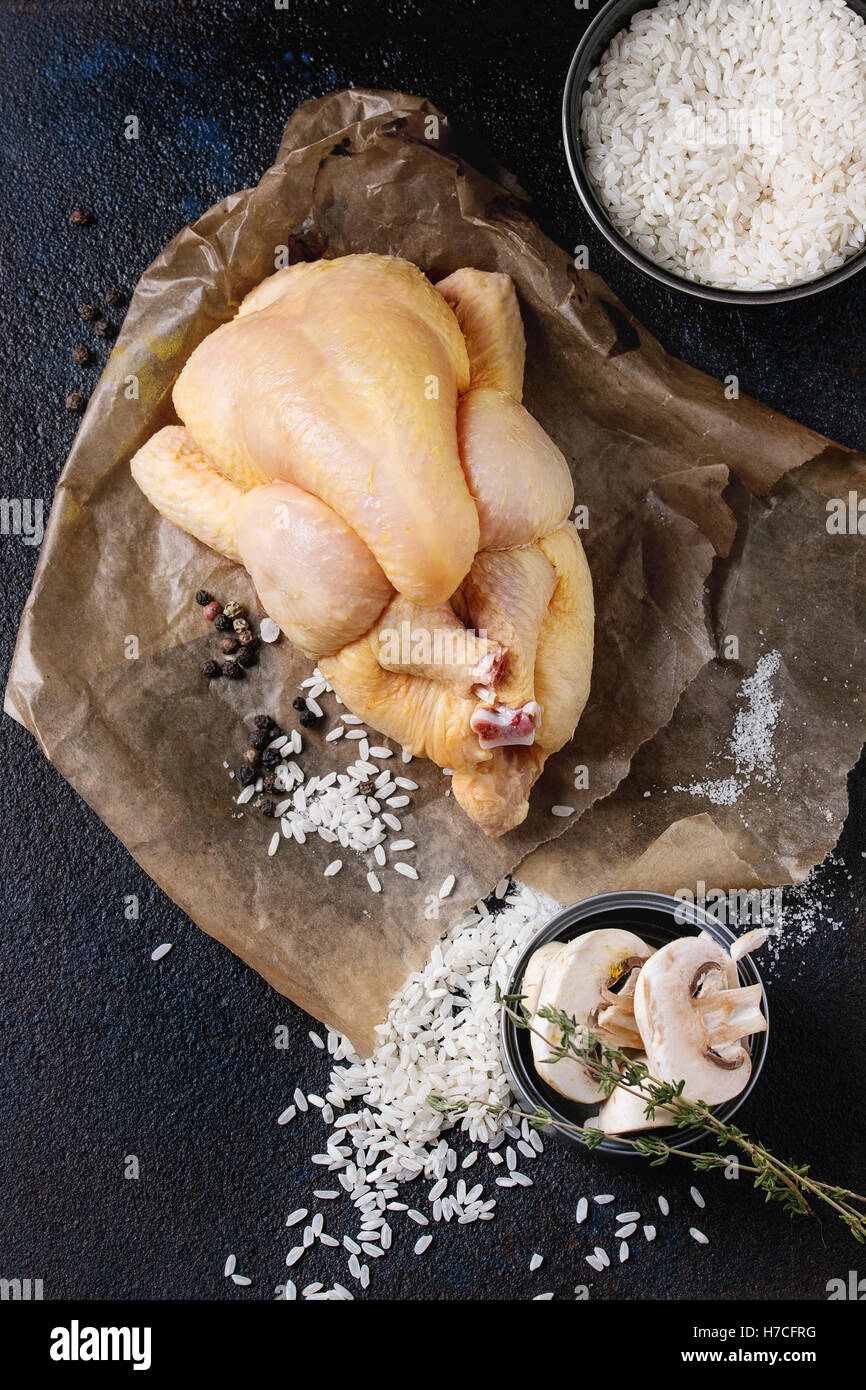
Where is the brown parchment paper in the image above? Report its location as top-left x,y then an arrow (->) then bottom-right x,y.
6,89 -> 865,1053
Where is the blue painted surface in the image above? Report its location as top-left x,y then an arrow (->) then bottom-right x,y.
0,0 -> 863,1301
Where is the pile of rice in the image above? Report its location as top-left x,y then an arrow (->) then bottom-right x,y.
579,0 -> 866,290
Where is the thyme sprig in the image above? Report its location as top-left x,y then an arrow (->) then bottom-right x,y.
429,990 -> 866,1242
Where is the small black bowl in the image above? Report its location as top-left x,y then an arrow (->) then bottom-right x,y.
500,890 -> 769,1155
562,0 -> 866,305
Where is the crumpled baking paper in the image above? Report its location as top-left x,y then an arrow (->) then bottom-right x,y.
6,89 -> 864,1053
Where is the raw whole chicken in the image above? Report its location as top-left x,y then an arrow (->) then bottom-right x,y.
131,254 -> 594,835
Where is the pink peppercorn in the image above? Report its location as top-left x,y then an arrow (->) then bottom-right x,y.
203,601 -> 222,621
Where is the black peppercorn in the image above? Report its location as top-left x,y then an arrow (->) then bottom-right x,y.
254,714 -> 272,730
218,636 -> 239,655
251,731 -> 269,751
262,773 -> 276,794
70,208 -> 90,226
65,392 -> 86,412
243,748 -> 259,766
222,660 -> 243,679
195,589 -> 212,606
72,345 -> 90,365
213,613 -> 233,632
258,798 -> 276,818
237,764 -> 255,786
79,303 -> 97,321
238,629 -> 258,648
105,288 -> 123,306
261,748 -> 281,768
292,696 -> 307,711
200,660 -> 221,679
299,710 -> 318,728
237,648 -> 257,669
92,319 -> 112,338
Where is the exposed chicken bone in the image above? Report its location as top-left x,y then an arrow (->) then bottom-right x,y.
471,701 -> 541,748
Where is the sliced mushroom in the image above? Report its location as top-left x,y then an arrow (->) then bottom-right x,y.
521,942 -> 563,1018
591,1054 -> 677,1135
634,935 -> 767,1105
729,926 -> 772,963
530,929 -> 653,1103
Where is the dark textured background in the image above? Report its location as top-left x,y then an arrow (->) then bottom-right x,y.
1,0 -> 863,1302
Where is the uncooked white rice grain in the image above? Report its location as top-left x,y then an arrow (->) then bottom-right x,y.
619,1242 -> 629,1263
529,1252 -> 543,1271
224,1254 -> 236,1277
576,1197 -> 588,1224
286,1208 -> 307,1226
643,1225 -> 656,1242
658,1196 -> 669,1216
150,943 -> 173,961
690,1186 -> 706,1209
324,860 -> 343,877
690,1228 -> 709,1245
551,805 -> 575,817
277,1106 -> 296,1126
267,831 -> 280,857
414,1234 -> 432,1255
594,1194 -> 614,1205
439,874 -> 456,899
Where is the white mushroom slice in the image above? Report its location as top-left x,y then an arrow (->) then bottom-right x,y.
729,926 -> 772,963
593,1054 -> 678,1135
530,929 -> 653,1104
634,936 -> 767,1106
521,943 -> 563,1018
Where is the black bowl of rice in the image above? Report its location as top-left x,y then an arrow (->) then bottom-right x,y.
563,0 -> 866,304
500,891 -> 769,1156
